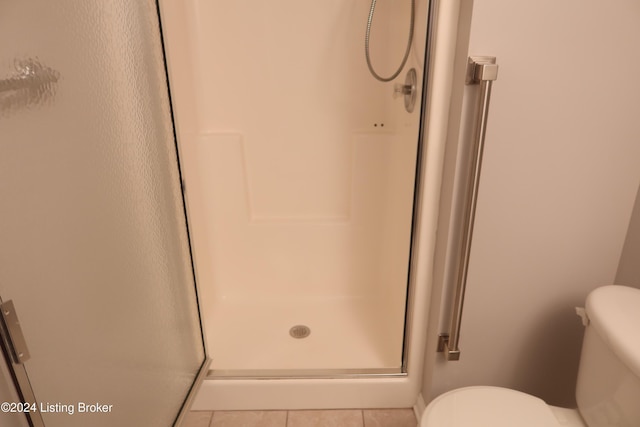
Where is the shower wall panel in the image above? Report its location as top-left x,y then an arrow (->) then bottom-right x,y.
182,1 -> 422,304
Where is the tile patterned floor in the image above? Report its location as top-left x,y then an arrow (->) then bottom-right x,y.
183,409 -> 417,427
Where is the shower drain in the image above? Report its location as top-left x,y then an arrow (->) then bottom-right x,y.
289,325 -> 311,339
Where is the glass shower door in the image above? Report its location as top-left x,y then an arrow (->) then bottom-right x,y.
0,1 -> 207,426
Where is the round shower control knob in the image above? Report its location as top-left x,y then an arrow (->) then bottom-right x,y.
393,68 -> 417,113
393,83 -> 413,97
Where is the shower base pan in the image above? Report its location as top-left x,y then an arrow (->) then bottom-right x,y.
206,295 -> 404,377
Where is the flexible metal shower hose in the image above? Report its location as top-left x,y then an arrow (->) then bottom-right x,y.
365,0 -> 415,82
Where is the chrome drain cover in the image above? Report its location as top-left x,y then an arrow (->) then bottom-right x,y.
289,325 -> 311,339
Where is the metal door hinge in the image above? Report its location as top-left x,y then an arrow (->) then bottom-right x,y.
0,300 -> 31,364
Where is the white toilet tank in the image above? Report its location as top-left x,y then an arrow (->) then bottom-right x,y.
575,285 -> 640,427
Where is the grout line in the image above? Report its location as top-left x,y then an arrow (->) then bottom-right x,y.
285,410 -> 289,427
361,409 -> 365,426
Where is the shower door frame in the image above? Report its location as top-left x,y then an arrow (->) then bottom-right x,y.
399,0 -> 439,379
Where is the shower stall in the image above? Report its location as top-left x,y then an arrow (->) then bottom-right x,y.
159,0 -> 440,409
0,0 -> 457,422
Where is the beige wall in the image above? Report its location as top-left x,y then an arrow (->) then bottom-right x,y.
616,184 -> 640,288
422,0 -> 640,408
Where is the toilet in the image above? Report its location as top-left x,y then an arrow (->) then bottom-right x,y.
421,285 -> 640,427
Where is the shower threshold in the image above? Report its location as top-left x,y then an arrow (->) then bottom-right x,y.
207,368 -> 405,380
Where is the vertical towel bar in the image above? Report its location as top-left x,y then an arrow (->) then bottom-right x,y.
438,56 -> 498,361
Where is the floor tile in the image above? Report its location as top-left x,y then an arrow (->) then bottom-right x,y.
211,410 -> 287,427
183,411 -> 213,427
287,410 -> 364,427
363,409 -> 417,427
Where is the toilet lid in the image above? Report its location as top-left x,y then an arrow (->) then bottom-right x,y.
421,386 -> 560,427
